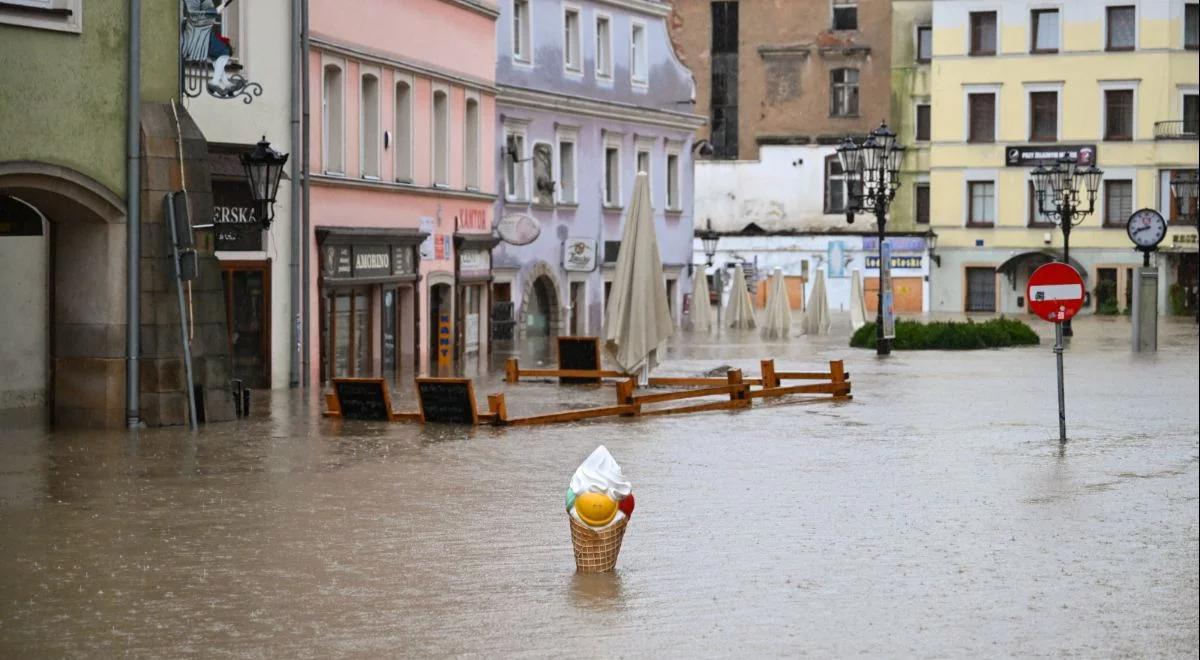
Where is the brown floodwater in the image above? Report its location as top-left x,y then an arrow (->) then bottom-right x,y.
2,315 -> 1197,657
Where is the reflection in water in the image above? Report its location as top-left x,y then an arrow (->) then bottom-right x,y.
0,315 -> 1197,656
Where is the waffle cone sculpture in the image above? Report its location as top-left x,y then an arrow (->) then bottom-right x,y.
566,446 -> 635,573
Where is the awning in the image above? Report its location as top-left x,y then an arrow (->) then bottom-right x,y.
997,250 -> 1087,288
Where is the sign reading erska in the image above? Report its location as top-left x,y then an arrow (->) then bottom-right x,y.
212,180 -> 262,251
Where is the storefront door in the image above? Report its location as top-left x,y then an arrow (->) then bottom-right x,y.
220,261 -> 270,389
322,287 -> 372,380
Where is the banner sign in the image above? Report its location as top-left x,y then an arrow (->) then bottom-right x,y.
881,241 -> 895,339
459,249 -> 491,278
1004,144 -> 1097,167
866,256 -> 923,269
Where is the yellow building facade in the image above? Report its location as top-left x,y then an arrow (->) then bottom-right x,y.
927,0 -> 1198,315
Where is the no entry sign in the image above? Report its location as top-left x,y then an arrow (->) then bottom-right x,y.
1027,262 -> 1085,323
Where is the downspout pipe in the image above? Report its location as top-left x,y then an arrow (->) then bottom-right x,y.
126,0 -> 142,427
301,0 -> 311,387
289,0 -> 302,387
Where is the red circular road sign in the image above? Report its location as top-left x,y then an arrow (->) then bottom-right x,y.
1027,262 -> 1085,323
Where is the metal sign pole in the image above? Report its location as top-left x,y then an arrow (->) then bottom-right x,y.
1054,321 -> 1066,443
165,192 -> 199,431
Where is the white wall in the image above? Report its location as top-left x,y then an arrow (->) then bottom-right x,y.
0,231 -> 48,408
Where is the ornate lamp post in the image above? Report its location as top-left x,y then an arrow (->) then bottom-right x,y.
240,136 -> 289,231
697,219 -> 722,328
1031,156 -> 1103,336
837,122 -> 905,356
1169,169 -> 1199,321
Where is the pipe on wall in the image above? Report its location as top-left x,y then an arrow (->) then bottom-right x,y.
289,0 -> 302,387
301,0 -> 311,387
126,0 -> 142,427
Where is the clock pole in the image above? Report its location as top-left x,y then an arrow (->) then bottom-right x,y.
1126,208 -> 1166,353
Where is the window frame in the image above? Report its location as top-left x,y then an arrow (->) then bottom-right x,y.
830,67 -> 860,117
966,179 -> 997,228
1030,7 -> 1061,54
832,0 -> 858,31
0,0 -> 82,33
512,0 -> 533,64
915,102 -> 931,142
1027,179 -> 1057,228
1186,3 -> 1199,50
563,5 -> 582,73
531,141 -> 556,206
555,127 -> 579,205
504,123 -> 530,203
1027,88 -> 1060,143
630,20 -> 649,86
1105,5 -> 1137,52
321,61 -> 346,176
915,181 -> 931,225
595,13 -> 614,80
964,87 -> 999,144
824,154 -> 850,214
603,133 -> 623,208
666,146 -> 682,212
463,94 -> 481,191
1102,178 -> 1135,228
431,87 -> 451,187
394,77 -> 414,183
1099,80 -> 1138,142
969,11 -> 998,56
359,70 -> 382,180
915,24 -> 933,63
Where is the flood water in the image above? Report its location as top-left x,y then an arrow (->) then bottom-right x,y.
2,315 -> 1197,657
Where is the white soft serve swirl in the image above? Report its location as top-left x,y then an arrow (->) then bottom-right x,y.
569,445 -> 632,501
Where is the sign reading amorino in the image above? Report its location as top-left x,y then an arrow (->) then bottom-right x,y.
212,180 -> 262,251
1005,144 -> 1097,168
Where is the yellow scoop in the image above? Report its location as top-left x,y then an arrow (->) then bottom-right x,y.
574,491 -> 618,527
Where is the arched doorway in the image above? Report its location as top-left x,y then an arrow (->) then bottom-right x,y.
0,162 -> 127,426
525,275 -> 557,337
0,195 -> 49,410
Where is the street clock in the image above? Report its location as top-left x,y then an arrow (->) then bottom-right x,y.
1126,208 -> 1167,267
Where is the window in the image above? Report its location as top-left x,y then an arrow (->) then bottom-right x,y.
1104,89 -> 1134,141
533,143 -> 554,206
1031,8 -> 1059,52
1030,91 -> 1058,142
0,0 -> 82,33
667,153 -> 680,210
360,74 -> 380,179
322,64 -> 344,174
833,0 -> 857,30
830,68 -> 859,117
505,131 -> 526,200
915,183 -> 930,224
915,104 -> 931,141
1167,169 -> 1199,223
432,90 -> 449,186
1106,6 -> 1136,51
965,268 -> 996,312
1187,3 -> 1199,50
970,11 -> 997,55
394,81 -> 413,182
916,25 -> 933,62
1104,179 -> 1133,227
564,8 -> 581,71
710,2 -> 739,159
1028,181 -> 1055,227
596,16 -> 612,78
968,181 -> 995,227
968,93 -> 995,143
513,0 -> 531,62
824,155 -> 852,214
1183,93 -> 1198,134
631,23 -> 648,84
464,98 -> 479,189
557,139 -> 576,204
604,145 -> 621,206
636,149 -> 650,176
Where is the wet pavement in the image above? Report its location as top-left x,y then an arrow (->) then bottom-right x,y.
2,314 -> 1197,657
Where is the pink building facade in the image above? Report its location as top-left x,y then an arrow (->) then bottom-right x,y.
307,0 -> 499,386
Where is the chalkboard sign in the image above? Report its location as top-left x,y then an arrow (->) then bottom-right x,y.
332,378 -> 394,421
558,336 -> 601,384
416,377 -> 478,424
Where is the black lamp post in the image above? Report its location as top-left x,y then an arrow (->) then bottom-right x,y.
837,121 -> 905,356
240,136 -> 289,231
697,219 -> 722,327
1169,169 -> 1199,321
1031,155 -> 1103,337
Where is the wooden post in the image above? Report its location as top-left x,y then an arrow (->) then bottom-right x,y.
830,360 -> 849,400
727,369 -> 748,405
616,378 -> 639,416
506,357 -> 519,383
760,359 -> 778,389
487,392 -> 508,424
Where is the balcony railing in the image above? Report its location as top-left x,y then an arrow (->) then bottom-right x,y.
1154,120 -> 1199,140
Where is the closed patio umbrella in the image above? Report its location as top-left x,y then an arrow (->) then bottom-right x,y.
762,269 -> 791,339
690,265 -> 712,332
603,172 -> 673,380
803,269 -> 831,335
849,268 -> 867,331
724,265 -> 757,329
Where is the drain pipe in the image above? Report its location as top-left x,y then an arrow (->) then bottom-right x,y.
301,0 -> 311,387
289,0 -> 302,387
126,0 -> 142,427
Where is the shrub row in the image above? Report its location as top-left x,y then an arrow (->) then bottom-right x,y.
850,317 -> 1040,350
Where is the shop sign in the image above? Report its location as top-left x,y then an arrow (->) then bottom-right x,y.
562,238 -> 597,272
354,245 -> 391,278
212,180 -> 262,251
459,208 -> 488,231
459,249 -> 491,278
863,236 -> 925,251
420,216 -> 436,260
866,256 -> 923,269
1171,233 -> 1197,245
394,245 -> 417,276
496,213 -> 540,246
323,245 -> 352,278
1004,144 -> 1097,167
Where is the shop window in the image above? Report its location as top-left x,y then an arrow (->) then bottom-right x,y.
1104,89 -> 1134,141
968,181 -> 995,227
1031,8 -> 1059,53
433,90 -> 449,186
324,289 -> 372,380
1030,91 -> 1058,142
965,267 -> 996,312
464,98 -> 480,189
322,64 -> 344,174
916,25 -> 932,63
970,11 -> 997,55
968,93 -> 995,143
830,68 -> 859,117
1104,179 -> 1133,227
833,0 -> 857,31
1095,268 -> 1119,314
1106,6 -> 1136,51
361,73 -> 380,179
395,81 -> 413,182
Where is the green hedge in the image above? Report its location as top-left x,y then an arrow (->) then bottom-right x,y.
850,318 -> 1040,350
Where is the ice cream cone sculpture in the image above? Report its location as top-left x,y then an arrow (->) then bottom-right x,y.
566,446 -> 634,572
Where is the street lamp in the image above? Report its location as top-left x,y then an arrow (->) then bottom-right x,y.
697,219 -> 722,328
1031,155 -> 1103,336
240,136 -> 289,231
837,121 -> 905,355
1169,169 -> 1199,321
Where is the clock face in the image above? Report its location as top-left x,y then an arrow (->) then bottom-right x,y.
1126,208 -> 1167,249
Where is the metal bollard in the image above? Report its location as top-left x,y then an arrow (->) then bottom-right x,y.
231,379 -> 244,417
242,388 -> 251,417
